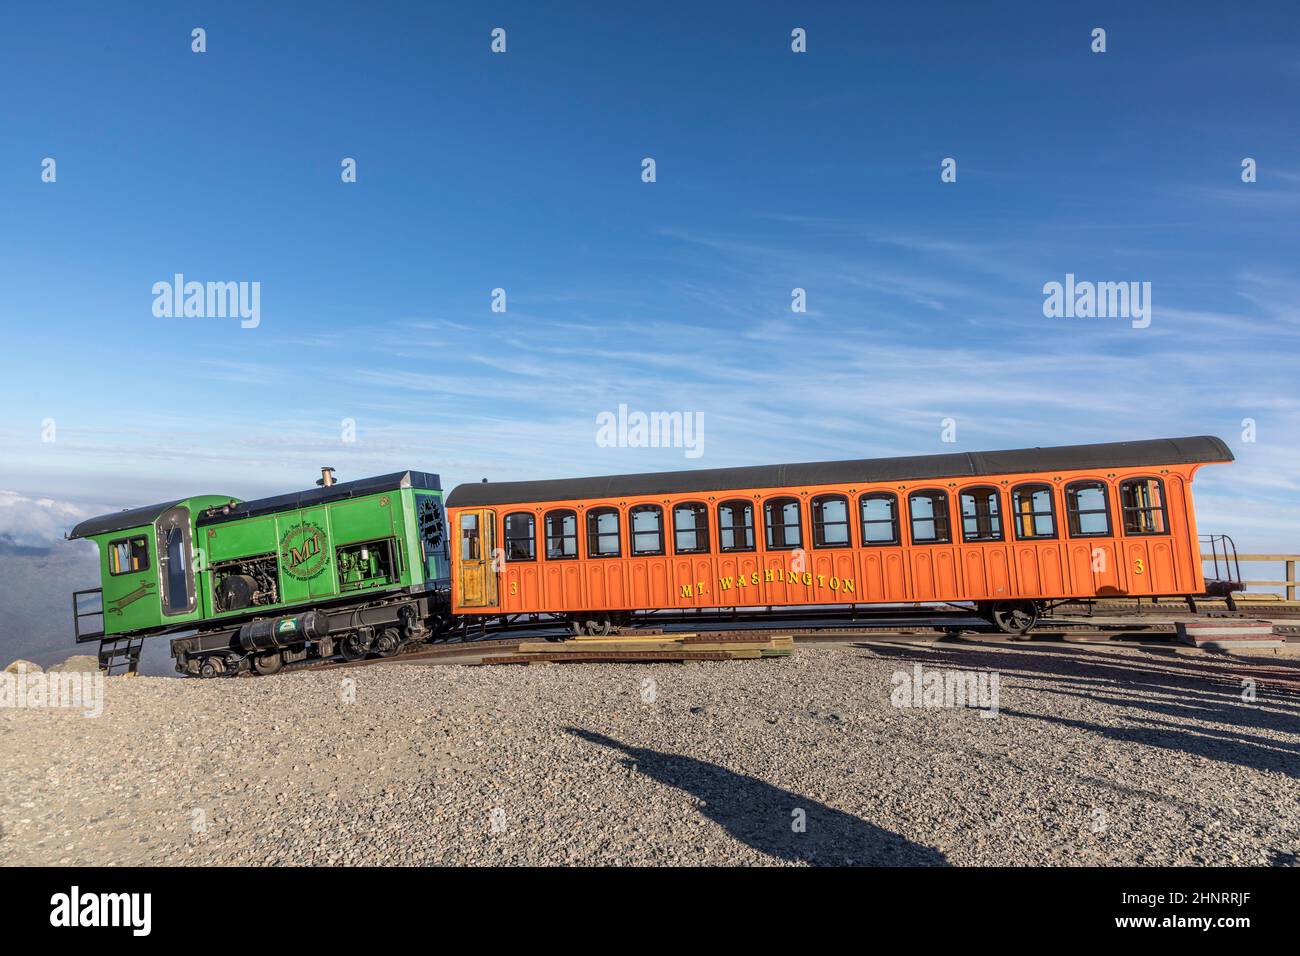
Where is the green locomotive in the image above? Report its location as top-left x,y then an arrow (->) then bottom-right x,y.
68,469 -> 452,676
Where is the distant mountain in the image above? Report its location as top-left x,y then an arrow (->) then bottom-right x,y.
0,540 -> 175,676
0,539 -> 98,665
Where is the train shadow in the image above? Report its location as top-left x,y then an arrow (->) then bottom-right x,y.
566,728 -> 948,866
858,641 -> 1300,779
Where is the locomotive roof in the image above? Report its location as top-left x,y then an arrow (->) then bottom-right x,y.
67,499 -> 189,540
197,470 -> 441,526
68,471 -> 441,539
445,436 -> 1232,508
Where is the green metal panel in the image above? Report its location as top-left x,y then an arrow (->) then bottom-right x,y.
92,493 -> 235,636
200,489 -> 417,620
97,523 -> 161,636
83,480 -> 445,639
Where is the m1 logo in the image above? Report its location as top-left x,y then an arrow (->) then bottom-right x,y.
280,521 -> 329,581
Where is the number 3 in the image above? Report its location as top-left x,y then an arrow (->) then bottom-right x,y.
1133,558 -> 1145,575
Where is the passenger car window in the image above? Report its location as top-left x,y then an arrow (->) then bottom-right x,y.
960,488 -> 1003,543
860,493 -> 900,545
764,497 -> 802,550
717,500 -> 755,552
1011,484 -> 1056,540
544,510 -> 578,560
586,507 -> 621,558
673,502 -> 710,554
630,505 -> 665,556
503,512 -> 536,561
1066,481 -> 1112,537
908,490 -> 951,544
811,495 -> 850,548
1119,478 -> 1169,535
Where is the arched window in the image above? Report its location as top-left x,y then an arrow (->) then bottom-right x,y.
630,504 -> 665,556
764,497 -> 802,550
503,512 -> 536,561
544,509 -> 578,560
908,489 -> 950,544
673,502 -> 710,554
586,507 -> 621,558
811,494 -> 850,548
717,499 -> 755,553
959,487 -> 1003,543
1011,484 -> 1056,540
1065,481 -> 1112,537
859,492 -> 899,546
1119,477 -> 1169,535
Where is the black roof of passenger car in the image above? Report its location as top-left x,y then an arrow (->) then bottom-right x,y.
68,471 -> 442,539
444,436 -> 1232,508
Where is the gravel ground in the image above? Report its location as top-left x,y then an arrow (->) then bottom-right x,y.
2,640 -> 1298,866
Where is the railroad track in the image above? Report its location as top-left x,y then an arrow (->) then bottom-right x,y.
276,613 -> 1193,676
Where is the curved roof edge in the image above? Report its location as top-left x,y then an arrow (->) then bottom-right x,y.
445,436 -> 1232,508
68,470 -> 443,539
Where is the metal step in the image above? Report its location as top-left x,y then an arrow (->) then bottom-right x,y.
97,637 -> 143,676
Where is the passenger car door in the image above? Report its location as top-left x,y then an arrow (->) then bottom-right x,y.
457,509 -> 498,607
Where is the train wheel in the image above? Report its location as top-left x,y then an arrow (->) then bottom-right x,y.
339,633 -> 369,661
253,652 -> 284,676
374,628 -> 401,658
199,656 -> 226,679
989,601 -> 1040,635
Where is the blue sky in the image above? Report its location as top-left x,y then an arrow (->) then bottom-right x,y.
1,1 -> 1298,550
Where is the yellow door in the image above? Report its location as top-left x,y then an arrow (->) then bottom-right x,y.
457,509 -> 498,607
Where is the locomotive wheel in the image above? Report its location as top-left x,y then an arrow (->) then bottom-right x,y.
374,628 -> 401,658
339,633 -> 369,661
252,652 -> 284,676
199,656 -> 226,679
989,601 -> 1040,636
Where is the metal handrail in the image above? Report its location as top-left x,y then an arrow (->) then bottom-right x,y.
1201,551 -> 1300,601
72,588 -> 105,643
1199,534 -> 1241,586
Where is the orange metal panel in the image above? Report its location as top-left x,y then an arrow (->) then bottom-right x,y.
446,460 -> 1215,616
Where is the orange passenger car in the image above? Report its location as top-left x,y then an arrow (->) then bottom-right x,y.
444,436 -> 1232,633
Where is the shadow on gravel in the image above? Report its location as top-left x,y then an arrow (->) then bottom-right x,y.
567,728 -> 948,866
859,642 -> 1300,779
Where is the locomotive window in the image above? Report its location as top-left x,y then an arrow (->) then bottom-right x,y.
673,502 -> 710,554
586,507 -> 622,558
108,536 -> 150,575
1066,481 -> 1112,537
717,500 -> 755,552
459,513 -> 480,561
1119,477 -> 1169,535
630,505 -> 665,556
544,510 -> 578,560
164,527 -> 188,611
908,490 -> 951,545
764,497 -> 802,550
503,512 -> 536,562
1011,484 -> 1056,539
860,493 -> 900,545
959,488 -> 1003,543
811,495 -> 850,548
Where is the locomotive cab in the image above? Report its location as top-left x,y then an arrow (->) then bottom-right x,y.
68,494 -> 238,670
